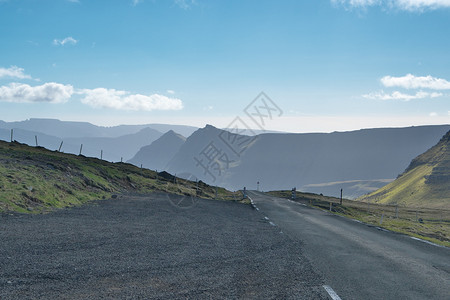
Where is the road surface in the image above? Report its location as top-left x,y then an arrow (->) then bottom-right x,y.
248,191 -> 450,300
1,193 -> 328,299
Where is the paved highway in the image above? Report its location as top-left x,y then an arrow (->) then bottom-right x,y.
1,193 -> 329,299
249,191 -> 450,300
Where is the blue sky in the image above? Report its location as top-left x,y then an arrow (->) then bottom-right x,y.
0,0 -> 449,132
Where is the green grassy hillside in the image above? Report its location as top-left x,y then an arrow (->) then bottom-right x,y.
0,140 -> 237,213
358,130 -> 450,209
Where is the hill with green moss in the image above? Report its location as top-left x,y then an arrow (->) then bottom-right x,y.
0,140 -> 235,213
358,130 -> 450,208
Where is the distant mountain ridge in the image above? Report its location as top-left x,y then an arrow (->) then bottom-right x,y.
0,118 -> 199,138
358,130 -> 450,208
0,118 -> 199,162
166,124 -> 450,198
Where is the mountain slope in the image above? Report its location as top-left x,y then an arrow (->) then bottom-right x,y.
128,130 -> 186,171
358,130 -> 450,208
167,124 -> 450,197
0,140 -> 234,213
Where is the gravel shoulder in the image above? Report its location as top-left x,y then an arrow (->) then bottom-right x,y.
0,193 -> 327,299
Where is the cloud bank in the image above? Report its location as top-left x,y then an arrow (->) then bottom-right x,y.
363,73 -> 449,100
0,66 -> 32,79
381,74 -> 450,90
0,66 -> 184,111
79,88 -> 183,111
0,82 -> 74,103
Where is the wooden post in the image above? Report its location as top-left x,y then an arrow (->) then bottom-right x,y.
79,144 -> 83,155
58,141 -> 63,152
120,157 -> 123,163
10,129 -> 13,142
100,150 -> 103,160
329,202 -> 332,212
340,188 -> 343,205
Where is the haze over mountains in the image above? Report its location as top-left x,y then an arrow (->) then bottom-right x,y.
1,118 -> 449,199
0,119 -> 197,162
165,124 -> 450,198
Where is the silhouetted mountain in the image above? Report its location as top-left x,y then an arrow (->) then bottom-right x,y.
128,130 -> 186,171
166,124 -> 450,198
0,127 -> 163,162
65,127 -> 163,162
0,118 -> 198,138
359,130 -> 450,208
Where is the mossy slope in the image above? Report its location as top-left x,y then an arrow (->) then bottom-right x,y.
358,131 -> 450,208
0,141 -> 233,213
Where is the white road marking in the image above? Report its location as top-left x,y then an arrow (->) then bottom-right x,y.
323,285 -> 342,300
410,237 -> 446,248
269,221 -> 276,226
264,216 -> 269,220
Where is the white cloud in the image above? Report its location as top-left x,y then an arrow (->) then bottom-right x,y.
0,66 -> 32,79
132,0 -> 141,6
362,90 -> 443,101
332,0 -> 450,11
53,37 -> 78,46
0,82 -> 74,103
429,112 -> 438,116
381,74 -> 450,90
167,89 -> 175,94
79,88 -> 183,111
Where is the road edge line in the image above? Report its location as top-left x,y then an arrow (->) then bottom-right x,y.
323,285 -> 342,300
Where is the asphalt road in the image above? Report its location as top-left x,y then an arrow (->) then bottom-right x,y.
1,193 -> 329,299
248,191 -> 450,300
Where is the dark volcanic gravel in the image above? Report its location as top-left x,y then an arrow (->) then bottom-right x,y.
0,193 -> 326,299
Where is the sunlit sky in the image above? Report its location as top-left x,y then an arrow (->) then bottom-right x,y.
1,0 -> 449,132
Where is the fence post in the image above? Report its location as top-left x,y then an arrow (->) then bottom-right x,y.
35,135 -> 38,147
79,144 -> 83,155
329,202 -> 332,212
100,150 -> 103,160
340,188 -> 343,205
10,129 -> 13,142
58,141 -> 63,152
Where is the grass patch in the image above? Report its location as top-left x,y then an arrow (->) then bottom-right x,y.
0,141 -> 242,213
